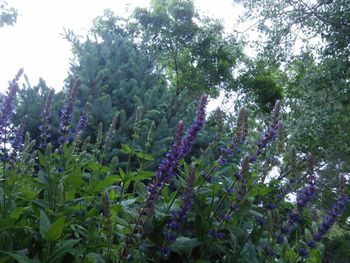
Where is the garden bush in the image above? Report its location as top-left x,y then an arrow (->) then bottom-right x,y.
0,70 -> 348,263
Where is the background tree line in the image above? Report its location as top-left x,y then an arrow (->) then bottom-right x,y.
3,0 -> 349,261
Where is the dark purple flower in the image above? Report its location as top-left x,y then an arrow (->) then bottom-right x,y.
181,94 -> 208,155
257,217 -> 265,226
208,230 -> 225,239
0,69 -> 23,160
58,79 -> 80,145
299,247 -> 309,258
147,95 -> 208,208
307,241 -> 316,249
74,103 -> 89,138
163,163 -> 196,244
39,89 -> 55,149
160,247 -> 170,257
263,245 -> 276,257
9,115 -> 26,162
250,100 -> 281,163
126,96 -> 208,248
312,190 -> 348,243
296,154 -> 316,208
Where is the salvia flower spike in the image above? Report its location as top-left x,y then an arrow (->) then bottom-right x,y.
58,79 -> 80,145
74,102 -> 89,138
126,95 -> 208,249
161,163 -> 196,257
39,88 -> 55,149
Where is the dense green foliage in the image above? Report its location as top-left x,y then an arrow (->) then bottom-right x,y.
0,73 -> 348,262
0,0 -> 349,262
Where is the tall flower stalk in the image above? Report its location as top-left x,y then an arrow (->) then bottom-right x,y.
0,69 -> 23,211
58,79 -> 80,145
123,94 -> 208,256
39,88 -> 55,149
161,163 -> 196,257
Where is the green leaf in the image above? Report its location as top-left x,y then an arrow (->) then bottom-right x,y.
9,207 -> 23,220
0,251 -> 40,263
308,249 -> 322,263
86,162 -> 109,173
170,237 -> 201,254
47,239 -> 81,263
119,167 -> 126,180
43,216 -> 65,241
121,144 -> 132,154
121,198 -> 138,208
248,210 -> 263,218
86,253 -> 105,263
94,175 -> 121,192
40,210 -> 51,238
133,171 -> 154,181
37,151 -> 47,168
135,151 -> 154,161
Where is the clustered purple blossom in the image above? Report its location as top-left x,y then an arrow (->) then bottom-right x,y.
74,103 -> 89,138
0,69 -> 23,162
39,89 -> 55,149
181,94 -> 208,156
296,154 -> 316,208
126,95 -> 208,247
58,80 -> 80,144
275,154 -> 316,244
146,120 -> 184,212
161,163 -> 196,257
146,95 -> 207,209
202,107 -> 248,182
9,116 -> 26,162
208,229 -> 225,239
298,175 -> 349,258
250,101 -> 281,163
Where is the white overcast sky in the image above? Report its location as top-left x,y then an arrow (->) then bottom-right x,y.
0,0 -> 245,94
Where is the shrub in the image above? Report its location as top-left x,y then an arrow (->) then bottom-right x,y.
0,73 -> 348,263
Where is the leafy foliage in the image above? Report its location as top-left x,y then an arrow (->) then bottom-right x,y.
0,71 -> 348,263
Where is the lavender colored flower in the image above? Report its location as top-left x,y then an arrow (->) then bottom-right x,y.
296,154 -> 316,208
9,115 -> 26,162
208,230 -> 225,239
0,69 -> 23,161
181,94 -> 208,155
275,154 -> 316,245
126,95 -> 208,248
299,247 -> 309,258
146,120 -> 185,206
263,245 -> 276,257
250,100 -> 281,163
58,79 -> 80,144
147,95 -> 208,207
74,103 -> 89,138
313,190 -> 348,242
162,163 -> 196,244
39,88 -> 55,149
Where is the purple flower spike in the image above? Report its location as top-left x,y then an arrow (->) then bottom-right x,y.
299,247 -> 309,258
163,163 -> 196,244
58,79 -> 80,145
39,88 -> 55,149
9,115 -> 26,162
312,188 -> 348,243
0,69 -> 23,160
181,94 -> 208,155
296,154 -> 316,208
74,103 -> 89,138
